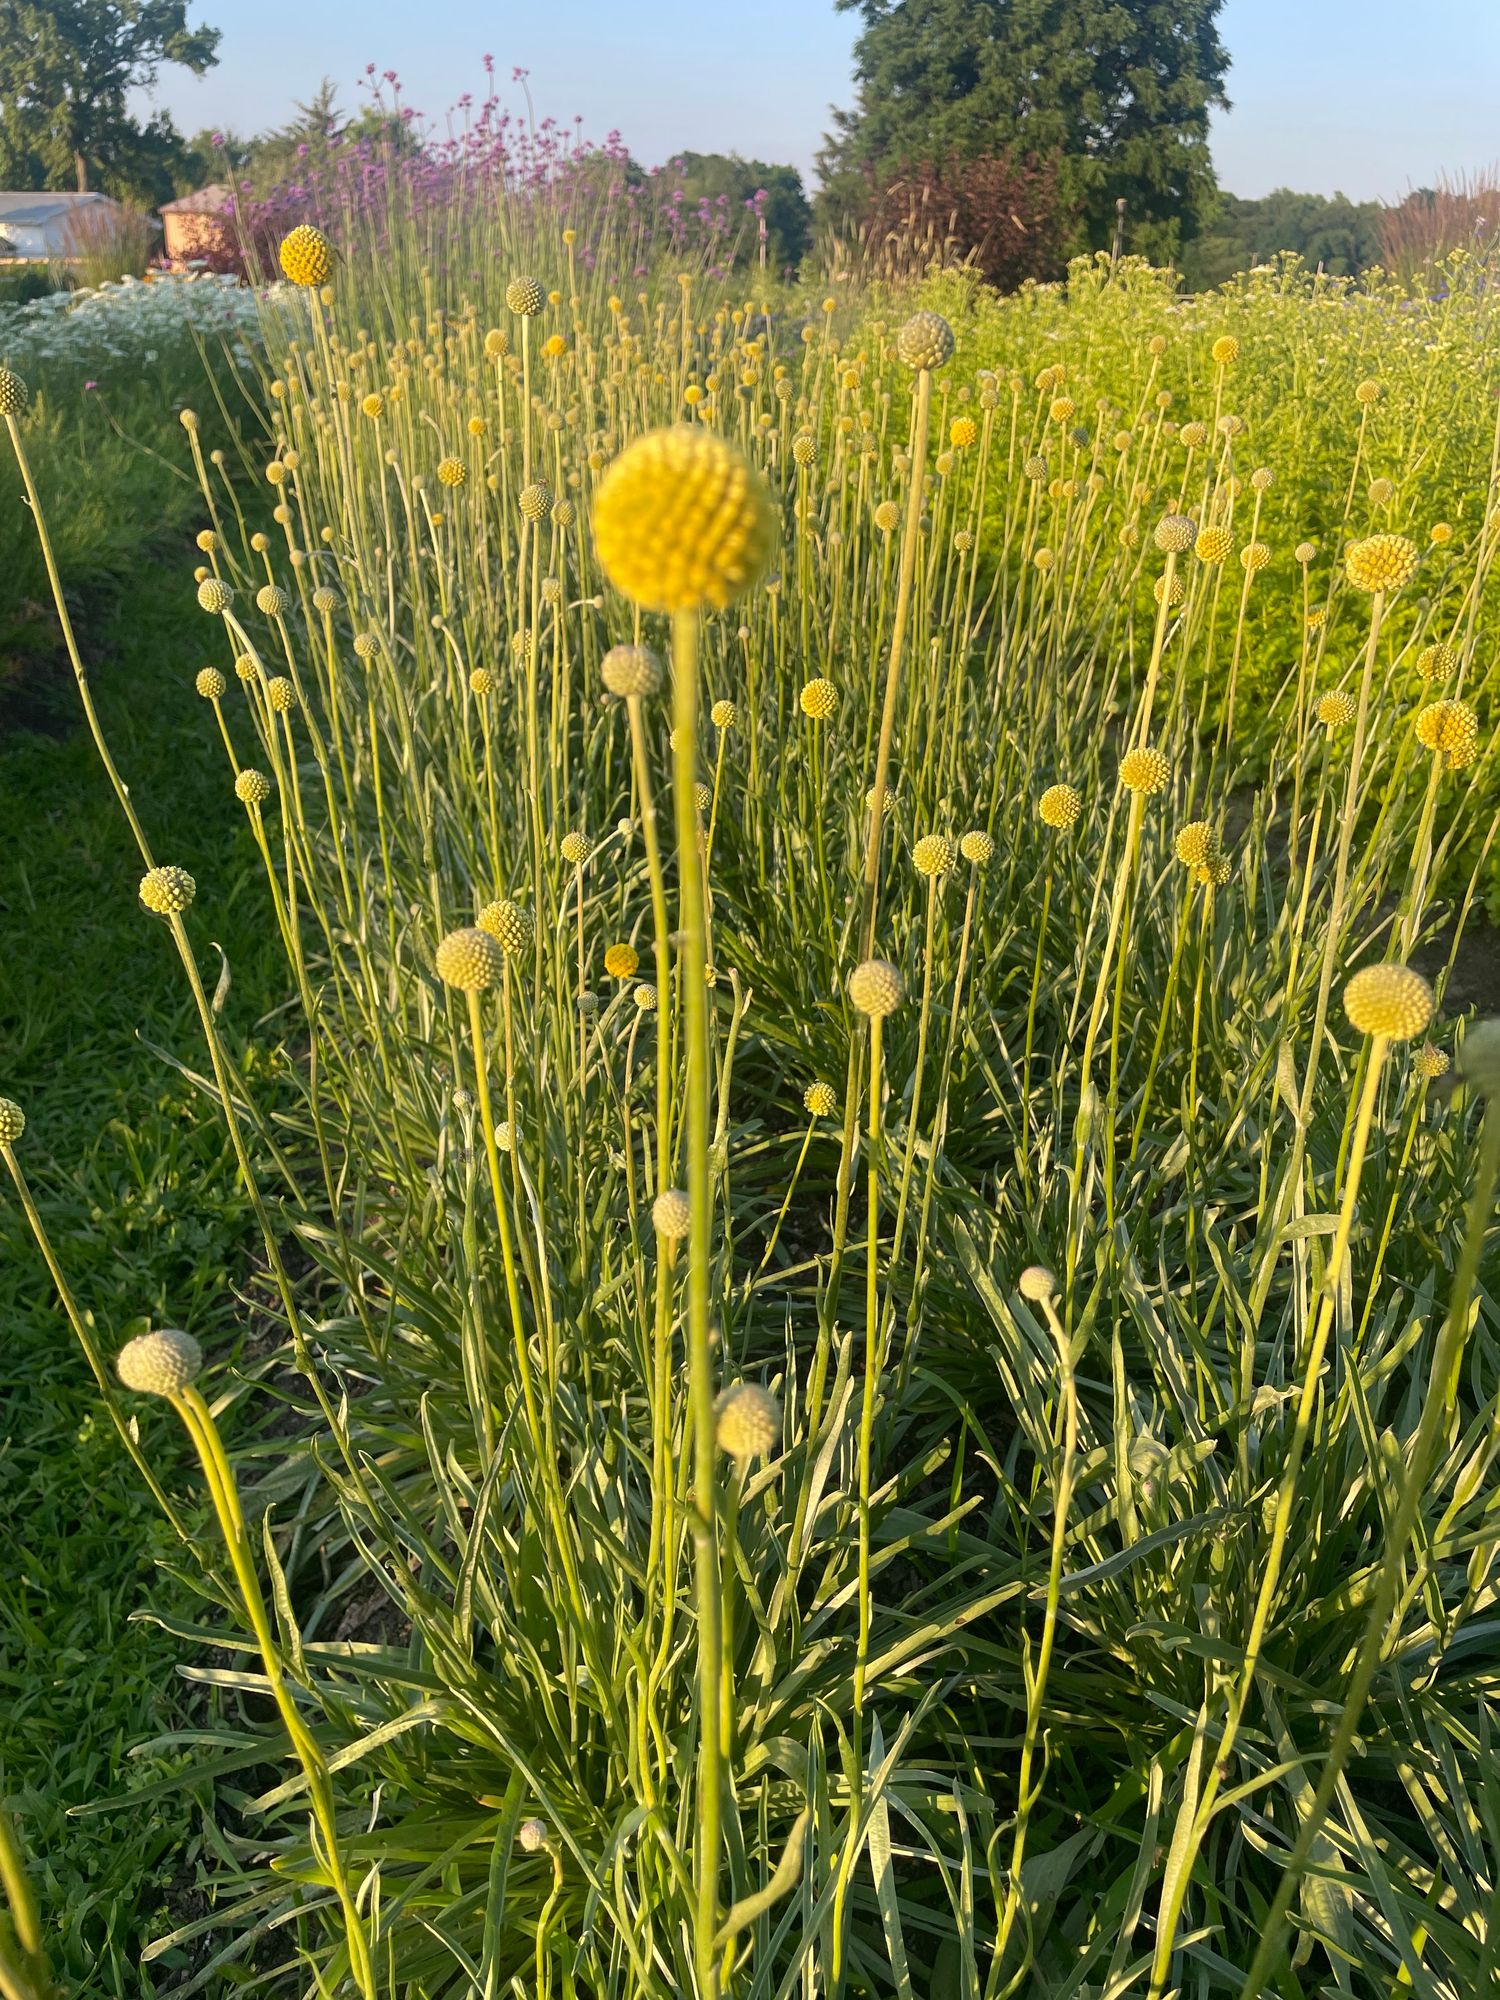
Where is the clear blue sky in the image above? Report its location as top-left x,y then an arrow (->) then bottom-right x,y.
139,0 -> 1500,202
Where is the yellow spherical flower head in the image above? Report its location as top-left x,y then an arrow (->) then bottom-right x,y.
235,768 -> 271,806
470,667 -> 495,697
949,415 -> 978,449
438,456 -> 466,488
0,1097 -> 25,1145
1345,533 -> 1418,594
1174,820 -> 1220,869
960,829 -> 994,864
195,666 -> 226,700
139,865 -> 195,915
1355,378 -> 1382,405
715,1382 -> 781,1462
604,942 -> 639,980
197,577 -> 233,614
1119,746 -> 1170,796
1317,690 -> 1356,728
800,677 -> 837,721
601,643 -> 663,699
874,499 -> 901,533
1416,641 -> 1458,684
1416,698 -> 1479,770
912,832 -> 957,877
478,899 -> 536,957
279,224 -> 333,287
505,274 -> 545,316
710,699 -> 737,730
895,310 -> 954,371
804,1080 -> 837,1117
256,583 -> 291,618
542,333 -> 567,359
1178,421 -> 1208,450
593,427 -> 775,615
1194,524 -> 1232,564
560,831 -> 590,865
634,982 -> 658,1011
0,365 -> 29,417
1240,540 -> 1271,574
1033,547 -> 1055,573
1211,334 -> 1239,365
1048,395 -> 1076,424
1413,1042 -> 1450,1080
849,958 -> 904,1018
1368,476 -> 1395,507
267,677 -> 297,714
1430,521 -> 1453,546
1344,963 -> 1434,1041
518,480 -> 552,522
435,926 -> 503,992
1153,573 -> 1186,609
1153,513 -> 1195,554
1038,782 -> 1082,829
652,1187 -> 691,1239
117,1327 -> 202,1397
361,392 -> 385,419
791,429 -> 816,467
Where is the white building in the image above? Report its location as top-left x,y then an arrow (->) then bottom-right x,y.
0,192 -> 126,261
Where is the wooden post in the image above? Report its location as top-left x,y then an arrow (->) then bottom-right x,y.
1112,197 -> 1127,265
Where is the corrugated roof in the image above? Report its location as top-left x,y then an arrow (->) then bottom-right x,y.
0,191 -> 119,226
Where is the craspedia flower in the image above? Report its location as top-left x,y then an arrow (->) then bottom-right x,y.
791,429 -> 816,466
1416,641 -> 1458,683
195,666 -> 226,700
117,1328 -> 202,1397
267,677 -> 296,713
518,480 -> 552,521
873,500 -> 901,533
470,667 -> 494,697
800,677 -> 837,720
1355,378 -> 1382,405
1178,421 -> 1209,450
0,365 -> 29,417
652,1187 -> 691,1239
1048,395 -> 1075,424
1038,783 -> 1082,829
950,415 -> 978,448
1430,520 -> 1453,546
139,865 -> 195,915
960,830 -> 994,864
1345,533 -> 1418,594
361,392 -> 385,419
560,831 -> 590,865
1023,454 -> 1049,481
1415,698 -> 1479,769
804,1080 -> 837,1117
1344,964 -> 1434,1041
692,781 -> 712,813
1154,573 -> 1186,609
895,310 -> 954,371
477,899 -> 535,955
912,833 -> 957,877
601,643 -> 663,699
1211,334 -> 1239,365
1174,820 -> 1220,868
1413,1042 -> 1450,1080
0,1097 -> 24,1145
484,328 -> 510,359
634,982 -> 658,1011
516,1818 -> 549,1855
714,1382 -> 781,1462
710,698 -> 737,730
256,583 -> 290,618
1251,466 -> 1274,492
197,577 -> 233,614
1240,541 -> 1271,573
848,958 -> 904,1018
505,274 -> 545,316
434,926 -> 503,992
593,426 -> 775,613
604,942 -> 639,980
279,224 -> 333,286
1018,1265 -> 1056,1303
954,529 -> 975,552
1033,547 -> 1055,573
438,456 -> 466,487
234,653 -> 257,681
1368,476 -> 1395,507
1317,690 -> 1356,728
1154,514 -> 1195,554
1119,747 -> 1170,796
1195,524 -> 1232,564
1199,854 -> 1233,889
353,632 -> 379,660
235,768 -> 271,806
311,585 -> 340,614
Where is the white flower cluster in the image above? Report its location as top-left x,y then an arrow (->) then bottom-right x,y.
0,272 -> 294,379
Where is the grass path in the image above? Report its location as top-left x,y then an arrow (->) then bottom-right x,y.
0,565 -> 279,1992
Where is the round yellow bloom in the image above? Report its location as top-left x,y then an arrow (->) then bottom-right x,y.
139,865 -> 195,915
895,310 -> 954,371
235,768 -> 271,806
1295,540 -> 1316,565
1211,334 -> 1239,365
950,415 -> 978,448
912,833 -> 957,877
849,958 -> 904,1018
1023,454 -> 1048,481
0,365 -> 29,416
267,677 -> 296,713
601,643 -> 663,699
1153,573 -> 1186,608
1048,395 -> 1076,424
1355,378 -> 1382,405
1344,964 -> 1434,1041
560,831 -> 590,865
542,333 -> 567,359
1251,467 -> 1273,492
715,1382 -> 781,1461
634,982 -> 658,1011
874,500 -> 901,533
710,699 -> 737,730
652,1188 -> 691,1239
256,583 -> 290,618
505,275 -> 544,316
1154,513 -> 1195,554
1415,698 -> 1479,769
197,577 -> 233,614
0,1097 -> 25,1145
361,392 -> 384,419
604,942 -> 640,980
593,426 -> 775,614
1195,524 -> 1232,564
1430,521 -> 1453,546
1413,1043 -> 1450,1080
518,480 -> 552,521
1345,533 -> 1418,594
1119,746 -> 1170,796
195,666 -> 226,700
1368,476 -> 1395,507
1038,783 -> 1082,829
791,430 -> 816,467
435,926 -> 503,991
1174,820 -> 1220,868
1018,1265 -> 1056,1303
1033,547 -> 1055,573
1415,641 -> 1457,683
470,667 -> 494,696
804,1080 -> 837,1117
484,328 -> 509,359
1178,421 -> 1208,450
478,899 -> 535,955
279,225 -> 333,287
438,456 -> 466,487
960,830 -> 994,864
800,677 -> 837,720
1240,541 -> 1271,573
117,1328 -> 202,1397
1317,690 -> 1356,727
